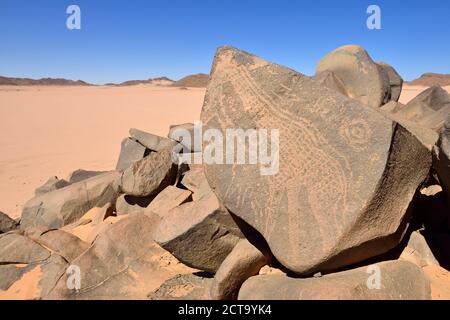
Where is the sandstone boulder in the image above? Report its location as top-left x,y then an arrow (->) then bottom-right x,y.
377,62 -> 403,102
35,176 -> 71,197
210,239 -> 270,300
312,70 -> 347,96
144,185 -> 192,218
115,137 -> 148,171
0,233 -> 50,264
115,194 -> 152,215
316,45 -> 390,108
400,231 -> 439,268
120,146 -> 178,197
201,46 -> 431,275
238,261 -> 431,300
0,211 -> 18,233
21,171 -> 121,229
168,123 -> 202,152
148,274 -> 213,300
154,192 -> 243,273
181,167 -> 212,201
130,128 -> 176,152
67,169 -> 106,183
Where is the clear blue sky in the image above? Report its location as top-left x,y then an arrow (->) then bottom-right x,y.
1,0 -> 449,84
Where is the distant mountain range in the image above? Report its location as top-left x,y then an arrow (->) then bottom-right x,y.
407,73 -> 450,87
0,73 -> 210,88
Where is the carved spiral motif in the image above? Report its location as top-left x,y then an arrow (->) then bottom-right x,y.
340,119 -> 372,148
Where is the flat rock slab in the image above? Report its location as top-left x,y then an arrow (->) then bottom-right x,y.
0,211 -> 18,233
21,171 -> 121,229
201,46 -> 430,275
0,233 -> 50,264
116,137 -> 148,171
316,45 -> 390,109
35,176 -> 71,197
238,261 -> 431,300
155,193 -> 243,273
144,185 -> 192,218
148,274 -> 213,300
130,128 -> 176,152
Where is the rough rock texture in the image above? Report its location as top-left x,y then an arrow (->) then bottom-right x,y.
201,46 -> 431,275
115,194 -> 152,215
67,169 -> 106,184
155,192 -> 243,273
400,231 -> 439,268
120,146 -> 178,197
0,233 -> 50,264
316,45 -> 390,109
377,62 -> 403,102
116,137 -> 148,171
181,167 -> 212,201
47,213 -> 196,299
395,85 -> 450,131
168,123 -> 202,152
35,176 -> 71,197
238,261 -> 431,300
144,186 -> 192,218
21,171 -> 121,229
0,211 -> 18,233
148,274 -> 213,300
433,115 -> 450,205
210,239 -> 269,300
129,128 -> 176,152
312,70 -> 347,96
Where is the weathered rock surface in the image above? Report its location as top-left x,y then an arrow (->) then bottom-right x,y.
377,62 -> 403,102
201,46 -> 431,275
312,70 -> 347,96
47,213 -> 196,299
130,128 -> 176,152
144,186 -> 192,218
67,169 -> 106,184
148,274 -> 213,300
238,261 -> 431,300
210,239 -> 269,300
181,167 -> 212,201
120,146 -> 178,197
395,85 -> 450,131
316,45 -> 390,108
21,171 -> 121,229
433,115 -> 450,205
168,123 -> 202,152
0,211 -> 18,233
115,137 -> 148,171
115,194 -> 152,215
400,231 -> 439,268
155,192 -> 243,273
35,176 -> 71,197
0,233 -> 50,264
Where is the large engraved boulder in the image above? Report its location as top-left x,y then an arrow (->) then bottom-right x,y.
316,45 -> 390,109
201,46 -> 431,275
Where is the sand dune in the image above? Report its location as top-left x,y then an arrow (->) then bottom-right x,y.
0,84 -> 205,218
0,84 -> 448,219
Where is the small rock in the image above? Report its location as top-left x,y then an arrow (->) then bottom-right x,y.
130,128 -> 176,152
120,146 -> 178,197
210,239 -> 270,300
116,137 -> 149,171
181,167 -> 212,201
0,233 -> 50,264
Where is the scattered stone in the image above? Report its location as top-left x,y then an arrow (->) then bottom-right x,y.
377,62 -> 403,102
144,186 -> 192,218
21,171 -> 121,229
238,261 -> 431,300
120,146 -> 178,197
210,239 -> 270,300
400,231 -> 439,268
116,137 -> 148,171
395,85 -> 450,131
129,128 -> 176,152
201,46 -> 431,275
168,123 -> 201,152
316,45 -> 390,108
0,211 -> 18,233
148,274 -> 213,300
181,167 -> 212,201
115,194 -> 152,216
155,192 -> 243,273
35,176 -> 71,197
312,70 -> 347,96
0,233 -> 50,264
47,213 -> 196,299
67,169 -> 106,184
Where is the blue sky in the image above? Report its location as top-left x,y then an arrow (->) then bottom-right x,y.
0,0 -> 449,84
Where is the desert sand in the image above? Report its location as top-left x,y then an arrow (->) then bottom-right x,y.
0,84 -> 205,218
0,84 -> 449,219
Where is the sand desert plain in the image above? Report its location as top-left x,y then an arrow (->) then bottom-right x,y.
0,82 -> 448,219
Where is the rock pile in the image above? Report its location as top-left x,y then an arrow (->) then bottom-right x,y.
1,45 -> 449,300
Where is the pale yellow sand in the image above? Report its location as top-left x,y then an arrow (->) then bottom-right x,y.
0,84 -> 205,218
